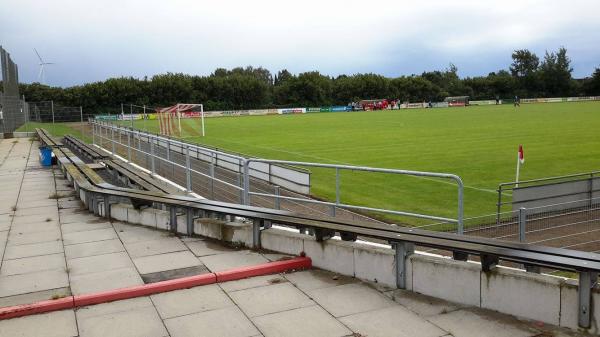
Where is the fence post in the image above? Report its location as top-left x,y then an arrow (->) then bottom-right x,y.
393,241 -> 414,289
518,207 -> 527,242
243,160 -> 250,205
127,132 -> 131,162
274,185 -> 281,210
92,121 -> 96,145
210,163 -> 215,199
111,126 -> 115,156
186,145 -> 192,192
79,106 -> 84,139
51,100 -> 55,135
150,136 -> 156,175
457,181 -> 464,234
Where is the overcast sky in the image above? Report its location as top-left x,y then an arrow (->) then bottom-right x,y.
1,0 -> 599,87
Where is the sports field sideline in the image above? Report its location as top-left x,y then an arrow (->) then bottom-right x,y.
20,101 -> 600,225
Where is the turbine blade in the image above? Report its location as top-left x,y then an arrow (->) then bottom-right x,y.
34,48 -> 44,63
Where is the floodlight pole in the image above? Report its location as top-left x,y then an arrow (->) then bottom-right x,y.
201,104 -> 205,137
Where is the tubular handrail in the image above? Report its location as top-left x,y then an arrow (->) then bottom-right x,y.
243,159 -> 464,232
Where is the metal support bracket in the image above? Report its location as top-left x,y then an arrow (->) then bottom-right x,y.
340,232 -> 358,242
481,254 -> 499,272
578,270 -> 599,328
524,264 -> 541,273
186,208 -> 195,236
453,251 -> 469,261
314,228 -> 335,242
169,206 -> 178,233
393,241 -> 414,289
252,219 -> 263,249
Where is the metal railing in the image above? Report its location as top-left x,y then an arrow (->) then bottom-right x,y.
243,159 -> 464,231
90,120 -> 465,231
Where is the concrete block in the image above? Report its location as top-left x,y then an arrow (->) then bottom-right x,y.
133,250 -> 201,275
261,228 -> 305,256
194,218 -> 226,240
223,221 -> 252,245
303,237 -> 355,276
110,203 -> 130,222
481,266 -> 561,325
155,209 -> 170,231
411,254 -> 480,307
353,244 -> 396,287
139,208 -> 158,228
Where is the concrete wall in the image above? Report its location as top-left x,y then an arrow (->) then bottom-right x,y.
73,188 -> 600,333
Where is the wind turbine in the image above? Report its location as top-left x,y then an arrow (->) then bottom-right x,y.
34,48 -> 54,85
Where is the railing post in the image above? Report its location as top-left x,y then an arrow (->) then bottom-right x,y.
243,160 -> 250,205
186,145 -> 192,192
150,136 -> 156,175
111,127 -> 115,156
210,163 -> 215,199
393,241 -> 414,289
92,122 -> 96,145
518,207 -> 527,242
457,179 -> 464,234
127,131 -> 131,162
578,270 -> 598,328
333,167 -> 340,217
274,185 -> 281,210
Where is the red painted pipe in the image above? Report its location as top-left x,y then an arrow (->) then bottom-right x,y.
0,256 -> 311,320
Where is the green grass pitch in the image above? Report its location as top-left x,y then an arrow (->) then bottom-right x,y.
21,101 -> 600,226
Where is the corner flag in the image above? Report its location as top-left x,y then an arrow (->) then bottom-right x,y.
518,145 -> 525,164
516,145 -> 524,187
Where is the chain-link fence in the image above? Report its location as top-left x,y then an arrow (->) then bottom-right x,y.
1,46 -> 25,135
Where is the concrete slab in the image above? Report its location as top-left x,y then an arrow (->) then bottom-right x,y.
229,282 -> 315,318
252,305 -> 352,337
0,287 -> 71,307
70,267 -> 143,295
60,220 -> 112,234
284,269 -> 358,292
200,250 -> 269,272
141,265 -> 211,284
60,212 -> 101,224
10,221 -> 59,234
220,274 -> 288,293
0,309 -> 77,337
62,227 -> 117,245
151,284 -> 233,319
308,282 -> 395,318
0,269 -> 68,297
385,289 -> 464,317
1,253 -> 66,276
164,306 -> 259,337
7,228 -> 62,246
114,224 -> 167,243
427,308 -> 541,337
133,250 -> 201,275
3,240 -> 63,260
67,252 -> 134,275
125,237 -> 188,258
64,239 -> 125,260
340,305 -> 447,337
185,239 -> 236,257
77,297 -> 167,337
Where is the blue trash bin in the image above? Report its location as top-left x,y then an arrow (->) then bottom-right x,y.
39,146 -> 53,166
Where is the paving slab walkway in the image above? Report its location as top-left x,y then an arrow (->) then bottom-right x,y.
0,139 -> 585,337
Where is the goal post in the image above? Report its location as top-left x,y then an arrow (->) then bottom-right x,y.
157,103 -> 204,137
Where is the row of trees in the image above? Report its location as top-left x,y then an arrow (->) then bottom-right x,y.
16,48 -> 600,114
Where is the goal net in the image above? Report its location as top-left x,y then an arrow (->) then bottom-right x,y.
156,103 -> 203,137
